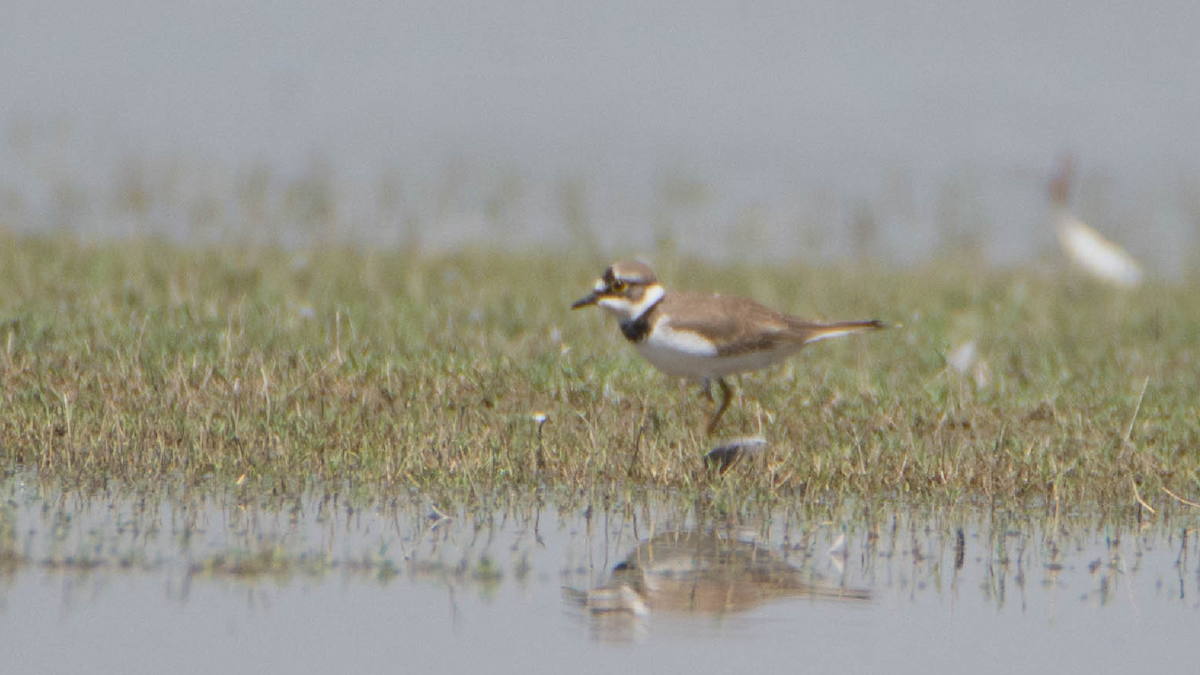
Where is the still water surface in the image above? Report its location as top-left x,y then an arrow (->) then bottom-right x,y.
2,474 -> 1195,674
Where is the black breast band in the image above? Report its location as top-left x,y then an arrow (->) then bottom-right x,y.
620,315 -> 651,342
618,294 -> 664,343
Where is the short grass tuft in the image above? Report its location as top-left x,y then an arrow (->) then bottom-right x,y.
1,235 -> 1198,508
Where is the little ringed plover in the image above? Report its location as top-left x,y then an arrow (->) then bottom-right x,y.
572,261 -> 885,434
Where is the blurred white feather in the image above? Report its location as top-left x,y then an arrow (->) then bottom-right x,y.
1055,213 -> 1143,287
1049,154 -> 1143,288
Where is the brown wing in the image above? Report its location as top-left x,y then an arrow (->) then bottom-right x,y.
662,292 -> 884,356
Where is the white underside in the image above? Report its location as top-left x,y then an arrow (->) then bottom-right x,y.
634,321 -> 801,378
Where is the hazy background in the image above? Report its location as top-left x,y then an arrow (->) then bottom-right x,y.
3,0 -> 1199,273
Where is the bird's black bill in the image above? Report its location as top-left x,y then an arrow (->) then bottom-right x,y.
571,293 -> 598,309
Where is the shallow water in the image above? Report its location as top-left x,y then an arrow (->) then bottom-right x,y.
2,474 -> 1196,674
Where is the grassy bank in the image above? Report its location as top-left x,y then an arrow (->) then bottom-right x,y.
1,234 -> 1197,508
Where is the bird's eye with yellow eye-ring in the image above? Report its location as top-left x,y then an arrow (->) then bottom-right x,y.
610,280 -> 627,293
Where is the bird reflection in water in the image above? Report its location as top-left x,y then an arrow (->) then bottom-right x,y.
565,530 -> 871,640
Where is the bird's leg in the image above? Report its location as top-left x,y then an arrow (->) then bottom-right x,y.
705,378 -> 732,435
700,378 -> 714,403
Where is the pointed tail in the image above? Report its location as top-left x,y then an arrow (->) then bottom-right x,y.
799,319 -> 887,345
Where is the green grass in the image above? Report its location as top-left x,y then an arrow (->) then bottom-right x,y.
1,234 -> 1198,509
